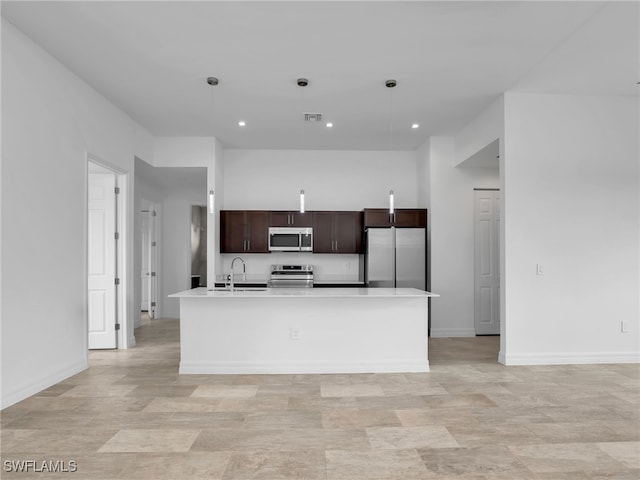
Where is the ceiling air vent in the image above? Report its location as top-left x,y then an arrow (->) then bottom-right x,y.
303,113 -> 323,122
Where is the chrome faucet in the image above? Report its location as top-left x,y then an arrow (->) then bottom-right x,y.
229,257 -> 246,291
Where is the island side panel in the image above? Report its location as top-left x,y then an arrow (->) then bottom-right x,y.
178,296 -> 429,374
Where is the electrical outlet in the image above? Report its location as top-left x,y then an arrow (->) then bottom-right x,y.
536,264 -> 544,276
344,261 -> 350,269
621,321 -> 629,333
289,328 -> 300,340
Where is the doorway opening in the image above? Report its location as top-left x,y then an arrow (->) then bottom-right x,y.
140,201 -> 158,324
191,205 -> 207,288
87,156 -> 127,349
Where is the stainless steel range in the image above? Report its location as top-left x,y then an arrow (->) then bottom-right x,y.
268,264 -> 314,288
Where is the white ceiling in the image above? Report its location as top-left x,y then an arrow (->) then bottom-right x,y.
2,1 -> 638,151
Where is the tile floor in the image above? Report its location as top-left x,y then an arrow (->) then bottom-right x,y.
1,318 -> 638,479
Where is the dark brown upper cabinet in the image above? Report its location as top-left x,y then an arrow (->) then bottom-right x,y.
313,211 -> 363,254
220,210 -> 269,253
363,208 -> 427,228
269,211 -> 313,227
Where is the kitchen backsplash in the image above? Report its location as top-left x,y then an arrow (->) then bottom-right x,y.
218,253 -> 362,283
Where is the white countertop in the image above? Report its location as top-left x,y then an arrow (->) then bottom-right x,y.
169,287 -> 439,298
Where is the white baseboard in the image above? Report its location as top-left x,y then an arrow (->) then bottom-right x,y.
501,351 -> 640,366
430,328 -> 476,338
180,360 -> 430,374
1,359 -> 87,409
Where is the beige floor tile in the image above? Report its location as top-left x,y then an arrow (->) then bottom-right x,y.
61,384 -> 138,397
381,383 -> 448,396
366,425 -> 459,450
322,409 -> 401,428
61,373 -> 127,385
525,421 -> 638,443
73,397 -> 154,413
192,385 -> 259,398
3,411 -> 96,429
421,393 -> 497,408
0,454 -> 133,479
585,469 -> 640,479
243,411 -> 323,429
142,396 -> 221,413
222,450 -> 326,479
98,428 -> 200,453
256,383 -> 321,396
166,412 -> 245,429
325,448 -> 430,480
417,445 -> 531,477
596,441 -> 640,468
447,424 -> 540,447
320,383 -> 385,397
4,396 -> 88,412
395,407 -> 481,427
214,395 -> 290,412
119,452 -> 231,480
508,443 -> 628,473
288,395 -> 359,412
2,428 -> 119,454
356,394 -> 428,410
192,428 -> 370,452
126,385 -> 197,397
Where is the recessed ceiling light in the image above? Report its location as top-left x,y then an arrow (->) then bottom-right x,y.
238,121 -> 246,127
326,122 -> 333,128
411,123 -> 420,129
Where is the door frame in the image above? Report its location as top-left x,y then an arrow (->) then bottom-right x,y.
473,188 -> 500,335
85,153 -> 129,350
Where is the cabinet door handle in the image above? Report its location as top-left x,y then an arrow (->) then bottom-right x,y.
247,240 -> 251,250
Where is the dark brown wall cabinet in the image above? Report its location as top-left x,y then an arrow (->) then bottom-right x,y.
220,210 -> 269,253
269,211 -> 313,227
363,208 -> 427,228
313,211 -> 363,254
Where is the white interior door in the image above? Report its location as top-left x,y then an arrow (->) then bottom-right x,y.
141,211 -> 150,311
88,173 -> 117,349
474,189 -> 500,335
148,207 -> 158,319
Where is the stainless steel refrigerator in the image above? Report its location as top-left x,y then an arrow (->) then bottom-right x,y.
365,228 -> 426,289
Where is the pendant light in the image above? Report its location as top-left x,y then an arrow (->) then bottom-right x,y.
298,78 -> 308,213
386,79 -> 397,221
207,76 -> 219,214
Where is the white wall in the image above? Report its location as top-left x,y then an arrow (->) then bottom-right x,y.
454,96 -> 504,167
502,92 -> 639,364
1,21 -> 152,408
427,137 -> 500,337
223,150 -> 417,211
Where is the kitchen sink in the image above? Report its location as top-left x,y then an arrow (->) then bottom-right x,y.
212,287 -> 269,292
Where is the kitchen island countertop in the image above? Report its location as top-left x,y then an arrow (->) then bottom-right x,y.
170,287 -> 439,298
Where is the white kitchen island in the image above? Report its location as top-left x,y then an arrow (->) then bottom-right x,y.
169,287 -> 438,374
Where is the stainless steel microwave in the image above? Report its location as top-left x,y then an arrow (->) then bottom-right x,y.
268,227 -> 313,252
